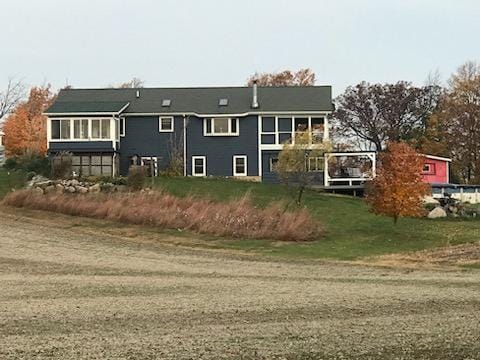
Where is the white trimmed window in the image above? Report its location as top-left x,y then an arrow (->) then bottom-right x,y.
192,156 -> 206,176
159,117 -> 174,132
120,117 -> 125,137
91,119 -> 111,140
233,155 -> 247,176
73,119 -> 89,140
50,118 -> 113,141
307,157 -> 324,172
204,118 -> 239,136
141,157 -> 159,177
51,119 -> 71,140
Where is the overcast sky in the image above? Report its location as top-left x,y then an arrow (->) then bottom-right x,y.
1,0 -> 479,96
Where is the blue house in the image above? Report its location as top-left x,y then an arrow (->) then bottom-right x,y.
45,84 -> 376,187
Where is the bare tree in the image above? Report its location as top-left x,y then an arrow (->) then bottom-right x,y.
334,81 -> 441,151
115,77 -> 145,88
0,77 -> 26,122
247,69 -> 316,86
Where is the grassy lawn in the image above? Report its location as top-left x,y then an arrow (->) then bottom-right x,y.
0,168 -> 26,199
153,176 -> 480,260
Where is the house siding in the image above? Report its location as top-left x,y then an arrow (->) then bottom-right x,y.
422,158 -> 449,184
119,115 -> 183,175
186,115 -> 259,177
48,141 -> 115,153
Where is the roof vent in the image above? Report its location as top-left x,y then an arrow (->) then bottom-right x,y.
162,99 -> 171,107
251,80 -> 259,108
219,98 -> 228,106
136,90 -> 140,98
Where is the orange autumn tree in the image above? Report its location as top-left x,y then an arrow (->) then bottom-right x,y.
3,86 -> 55,156
366,142 -> 429,224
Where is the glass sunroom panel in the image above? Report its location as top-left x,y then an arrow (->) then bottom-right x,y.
261,117 -> 275,132
278,117 -> 292,132
51,120 -> 60,139
91,120 -> 100,138
60,120 -> 71,139
101,119 -> 110,139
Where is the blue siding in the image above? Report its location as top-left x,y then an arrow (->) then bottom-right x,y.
119,116 -> 183,175
261,150 -> 324,185
186,115 -> 259,176
261,150 -> 280,183
48,141 -> 114,153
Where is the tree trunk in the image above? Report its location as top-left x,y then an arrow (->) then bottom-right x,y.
297,186 -> 305,205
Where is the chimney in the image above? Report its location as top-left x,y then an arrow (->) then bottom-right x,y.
136,90 -> 140,98
251,80 -> 259,109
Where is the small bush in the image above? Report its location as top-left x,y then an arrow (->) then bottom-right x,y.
3,157 -> 18,170
2,190 -> 324,242
127,165 -> 145,191
3,152 -> 50,177
51,151 -> 73,179
81,175 -> 127,185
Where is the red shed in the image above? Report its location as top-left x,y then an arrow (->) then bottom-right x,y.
421,155 -> 451,184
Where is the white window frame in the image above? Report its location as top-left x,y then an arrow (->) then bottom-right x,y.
120,117 -> 125,137
233,155 -> 247,176
192,156 -> 206,177
204,118 -> 239,136
259,115 -> 329,149
159,116 -> 174,132
48,118 -> 115,142
73,119 -> 89,140
140,156 -> 159,176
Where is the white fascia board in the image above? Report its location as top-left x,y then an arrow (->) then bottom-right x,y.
122,111 -> 332,117
423,154 -> 452,162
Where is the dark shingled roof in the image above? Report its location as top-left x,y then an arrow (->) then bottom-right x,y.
45,86 -> 333,115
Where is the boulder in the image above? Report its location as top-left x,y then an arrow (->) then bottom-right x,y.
89,183 -> 101,193
76,186 -> 89,194
428,207 -> 447,219
33,187 -> 44,195
26,175 -> 50,188
66,186 -> 76,193
71,179 -> 80,187
55,184 -> 65,193
423,196 -> 440,205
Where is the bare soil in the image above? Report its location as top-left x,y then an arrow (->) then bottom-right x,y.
1,208 -> 479,359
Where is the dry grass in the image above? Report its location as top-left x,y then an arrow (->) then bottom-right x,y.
2,190 -> 323,242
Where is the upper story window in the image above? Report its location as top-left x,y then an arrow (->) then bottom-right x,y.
73,119 -> 89,139
51,119 -> 71,140
204,117 -> 239,136
260,116 -> 326,146
91,119 -> 111,139
50,118 -> 112,141
159,117 -> 174,132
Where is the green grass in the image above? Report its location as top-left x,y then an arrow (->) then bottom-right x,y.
0,168 -> 26,199
153,176 -> 480,260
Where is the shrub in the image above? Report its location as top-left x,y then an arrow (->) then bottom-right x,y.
127,165 -> 145,191
2,151 -> 50,177
80,175 -> 127,185
51,151 -> 73,179
2,190 -> 324,242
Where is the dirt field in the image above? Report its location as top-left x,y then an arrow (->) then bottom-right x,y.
1,208 -> 479,359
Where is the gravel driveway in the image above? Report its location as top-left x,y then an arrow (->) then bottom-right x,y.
0,209 -> 479,359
